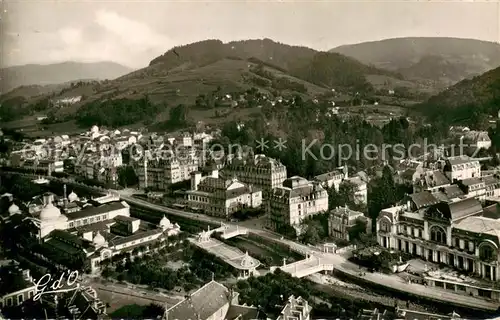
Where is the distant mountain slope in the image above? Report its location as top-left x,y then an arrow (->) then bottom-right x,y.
0,61 -> 133,92
330,37 -> 500,86
148,39 -> 401,91
1,39 -> 411,129
419,65 -> 500,122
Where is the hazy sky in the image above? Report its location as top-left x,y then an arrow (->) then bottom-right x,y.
1,1 -> 499,69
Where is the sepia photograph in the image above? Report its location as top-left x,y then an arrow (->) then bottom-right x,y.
0,0 -> 500,319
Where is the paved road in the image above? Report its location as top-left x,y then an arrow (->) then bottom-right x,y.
8,173 -> 498,312
120,194 -> 500,312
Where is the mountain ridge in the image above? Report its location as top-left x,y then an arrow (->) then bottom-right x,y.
1,61 -> 133,93
330,37 -> 500,86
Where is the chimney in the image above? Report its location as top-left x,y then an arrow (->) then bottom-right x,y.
63,184 -> 68,207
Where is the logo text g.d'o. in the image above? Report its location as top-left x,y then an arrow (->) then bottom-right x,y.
33,270 -> 80,301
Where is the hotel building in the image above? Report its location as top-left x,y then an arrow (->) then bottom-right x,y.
223,154 -> 287,198
186,169 -> 262,218
268,176 -> 328,231
136,157 -> 198,190
376,196 -> 500,300
444,156 -> 481,182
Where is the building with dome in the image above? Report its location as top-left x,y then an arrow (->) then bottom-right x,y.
30,192 -> 130,238
191,229 -> 260,279
5,186 -> 183,273
159,215 -> 181,236
37,210 -> 181,272
68,191 -> 79,202
268,176 -> 328,232
8,203 -> 20,216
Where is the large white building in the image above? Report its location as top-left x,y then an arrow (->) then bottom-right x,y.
137,157 -> 199,190
314,167 -> 368,205
268,176 -> 328,232
223,154 -> 287,197
461,131 -> 492,150
186,169 -> 262,218
444,156 -> 481,182
376,197 -> 500,301
7,191 -> 180,273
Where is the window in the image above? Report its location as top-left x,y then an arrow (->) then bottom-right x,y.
380,220 -> 391,232
430,226 -> 446,244
479,244 -> 496,262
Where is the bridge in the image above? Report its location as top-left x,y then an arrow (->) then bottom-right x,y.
270,255 -> 334,278
220,225 -> 248,239
9,175 -> 496,313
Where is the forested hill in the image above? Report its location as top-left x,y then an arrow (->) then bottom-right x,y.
331,37 -> 500,86
418,65 -> 500,126
147,38 -> 402,91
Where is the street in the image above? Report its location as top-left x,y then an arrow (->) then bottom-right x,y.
120,193 -> 500,312
7,173 -> 500,312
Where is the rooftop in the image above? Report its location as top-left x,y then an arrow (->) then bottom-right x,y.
0,265 -> 33,296
65,201 -> 129,221
410,192 -> 440,209
460,177 -> 484,187
166,281 -> 232,320
455,216 -> 500,238
447,156 -> 478,166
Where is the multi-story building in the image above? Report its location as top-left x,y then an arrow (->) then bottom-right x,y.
444,156 -> 481,182
0,263 -> 36,309
315,167 -> 368,205
345,174 -> 368,205
484,175 -> 500,198
223,154 -> 287,197
314,167 -> 346,190
376,197 -> 500,301
328,206 -> 372,241
165,158 -> 198,184
413,170 -> 451,193
22,159 -> 64,175
461,131 -> 492,150
186,169 -> 262,218
458,177 -> 486,201
9,190 -> 180,273
268,176 -> 328,231
136,156 -> 199,190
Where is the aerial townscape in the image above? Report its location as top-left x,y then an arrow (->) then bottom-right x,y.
2,2 -> 500,320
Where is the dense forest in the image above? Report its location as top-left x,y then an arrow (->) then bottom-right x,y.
75,96 -> 163,127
